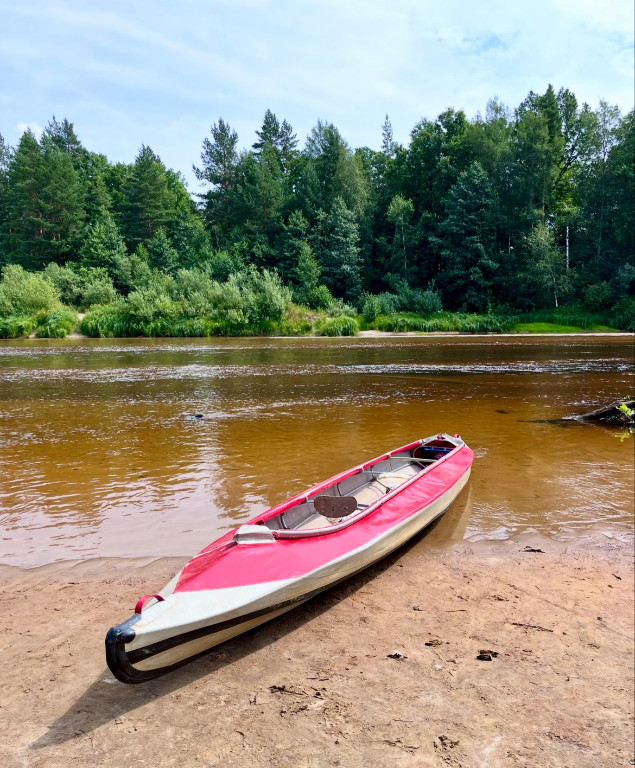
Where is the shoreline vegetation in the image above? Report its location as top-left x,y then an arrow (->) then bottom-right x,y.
0,304 -> 630,341
1,85 -> 634,340
0,262 -> 630,341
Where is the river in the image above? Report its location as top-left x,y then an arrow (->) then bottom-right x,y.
0,335 -> 633,567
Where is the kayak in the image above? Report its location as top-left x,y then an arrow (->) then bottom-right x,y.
106,433 -> 473,683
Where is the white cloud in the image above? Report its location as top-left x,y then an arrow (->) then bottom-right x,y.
1,0 -> 632,184
16,122 -> 44,140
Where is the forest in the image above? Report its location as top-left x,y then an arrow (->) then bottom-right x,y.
0,83 -> 633,338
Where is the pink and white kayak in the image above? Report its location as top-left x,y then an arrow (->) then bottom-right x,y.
106,434 -> 473,683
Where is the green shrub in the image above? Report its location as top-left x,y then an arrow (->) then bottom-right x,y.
611,298 -> 635,332
80,277 -> 118,309
276,318 -> 313,336
372,313 -> 426,332
411,288 -> 443,315
377,293 -> 400,315
79,305 -> 115,337
0,264 -> 61,316
41,263 -> 119,310
318,316 -> 359,336
35,309 -> 78,338
369,312 -> 514,333
362,294 -> 382,322
518,308 -> 615,330
583,282 -> 614,311
459,315 -> 513,333
305,284 -> 332,310
225,267 -> 291,323
326,298 -> 357,318
0,315 -> 38,339
43,263 -> 84,305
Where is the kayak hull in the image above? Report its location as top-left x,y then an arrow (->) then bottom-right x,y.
106,462 -> 470,683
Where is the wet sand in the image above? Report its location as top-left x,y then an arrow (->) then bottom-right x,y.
1,533 -> 633,768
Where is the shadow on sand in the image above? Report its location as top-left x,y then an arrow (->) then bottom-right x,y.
31,488 -> 472,750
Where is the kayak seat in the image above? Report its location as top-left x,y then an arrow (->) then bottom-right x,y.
297,513 -> 332,530
337,473 -> 371,497
353,480 -> 387,508
280,502 -> 316,530
265,457 -> 427,530
376,465 -> 419,489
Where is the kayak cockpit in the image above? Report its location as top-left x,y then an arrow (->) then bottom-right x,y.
261,437 -> 460,534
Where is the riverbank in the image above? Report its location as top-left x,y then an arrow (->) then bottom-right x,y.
357,330 -> 635,338
6,329 -> 635,342
2,295 -> 633,340
1,535 -> 632,768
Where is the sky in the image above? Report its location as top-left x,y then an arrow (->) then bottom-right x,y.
1,0 -> 633,187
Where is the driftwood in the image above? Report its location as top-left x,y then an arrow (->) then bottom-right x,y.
576,398 -> 635,425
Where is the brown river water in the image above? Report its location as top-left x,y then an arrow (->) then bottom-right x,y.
0,335 -> 633,568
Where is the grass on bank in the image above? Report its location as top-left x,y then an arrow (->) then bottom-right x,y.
0,310 -> 79,339
360,308 -> 625,335
512,322 -> 616,333
0,308 -> 627,339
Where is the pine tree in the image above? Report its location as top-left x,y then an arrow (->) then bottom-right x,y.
304,120 -> 368,217
40,145 -> 84,262
232,145 -> 284,244
277,209 -> 310,280
253,111 -> 298,173
193,118 -> 238,236
146,228 -> 179,273
292,242 -> 324,307
170,212 -> 213,268
41,117 -> 84,166
83,153 -> 113,227
318,197 -> 361,302
253,110 -> 281,154
3,130 -> 47,269
278,119 -> 299,172
121,145 -> 176,248
80,213 -> 128,273
381,114 -> 396,157
0,133 -> 13,263
3,132 -> 83,269
438,162 -> 498,311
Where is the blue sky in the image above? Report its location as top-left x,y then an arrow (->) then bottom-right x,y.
1,0 -> 633,187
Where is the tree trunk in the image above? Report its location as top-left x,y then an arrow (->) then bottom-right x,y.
402,223 -> 406,275
565,225 -> 569,270
596,162 -> 606,265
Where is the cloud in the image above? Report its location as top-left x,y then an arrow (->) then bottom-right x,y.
16,122 -> 44,140
1,0 -> 632,186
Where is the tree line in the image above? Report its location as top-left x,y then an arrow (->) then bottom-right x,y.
0,84 -> 633,333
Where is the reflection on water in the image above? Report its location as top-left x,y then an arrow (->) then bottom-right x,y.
0,336 -> 633,567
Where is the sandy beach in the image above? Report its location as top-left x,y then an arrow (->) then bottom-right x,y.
1,533 -> 632,768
